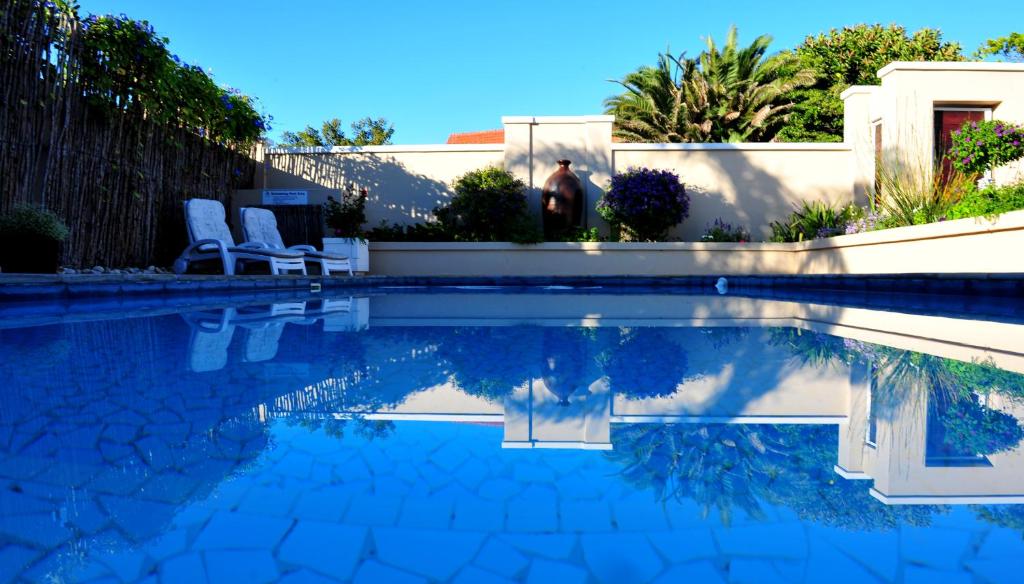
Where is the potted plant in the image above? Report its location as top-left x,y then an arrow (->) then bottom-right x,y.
0,205 -> 70,274
323,185 -> 369,272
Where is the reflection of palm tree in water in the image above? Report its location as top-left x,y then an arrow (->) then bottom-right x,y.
609,423 -> 939,529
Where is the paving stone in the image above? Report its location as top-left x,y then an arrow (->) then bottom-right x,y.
966,557 -> 1024,584
373,476 -> 413,497
343,493 -> 402,526
205,550 -> 279,584
0,545 -> 39,581
525,559 -> 588,584
277,569 -> 340,584
290,485 -> 353,522
613,496 -> 671,532
901,526 -> 974,572
804,538 -> 882,584
473,537 -> 530,579
478,478 -> 523,502
820,529 -> 899,581
453,459 -> 490,490
192,512 -> 293,550
398,497 -> 452,529
453,565 -> 516,584
977,529 -> 1024,559
714,523 -> 807,560
581,533 -> 663,584
278,521 -> 368,579
560,500 -> 613,532
352,560 -> 426,584
452,495 -> 505,531
143,528 -> 189,561
728,559 -> 790,584
273,451 -> 315,480
160,552 -> 208,584
0,512 -> 71,548
648,528 -> 717,564
373,527 -> 485,581
499,534 -> 578,560
99,496 -> 175,542
431,442 -> 472,472
654,562 -> 725,584
96,548 -> 150,582
237,484 -> 300,517
903,565 -> 972,584
506,485 -> 558,533
513,463 -> 555,483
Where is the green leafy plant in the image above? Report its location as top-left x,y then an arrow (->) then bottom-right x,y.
974,32 -> 1024,62
606,26 -> 814,143
561,227 -> 605,242
323,185 -> 367,238
281,117 -> 394,147
76,12 -> 269,146
769,200 -> 858,242
435,167 -> 542,243
946,182 -> 1024,220
597,167 -> 689,241
949,120 -> 1024,176
874,156 -> 973,227
700,218 -> 751,242
0,205 -> 70,241
778,24 -> 964,142
363,220 -> 451,242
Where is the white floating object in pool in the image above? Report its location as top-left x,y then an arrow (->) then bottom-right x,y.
715,277 -> 728,295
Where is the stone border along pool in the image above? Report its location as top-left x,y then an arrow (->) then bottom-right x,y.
0,273 -> 1022,303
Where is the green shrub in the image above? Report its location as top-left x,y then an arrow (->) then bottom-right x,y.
561,227 -> 605,242
363,220 -> 451,242
596,168 -> 689,242
950,120 -> 1024,176
700,218 -> 751,242
436,167 -> 542,243
874,157 -> 973,227
323,185 -> 367,238
0,205 -> 69,241
769,201 -> 858,242
946,182 -> 1024,220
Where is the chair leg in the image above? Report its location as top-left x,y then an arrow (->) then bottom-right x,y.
220,249 -> 235,275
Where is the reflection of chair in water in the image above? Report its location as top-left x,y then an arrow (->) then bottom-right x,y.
182,309 -> 238,372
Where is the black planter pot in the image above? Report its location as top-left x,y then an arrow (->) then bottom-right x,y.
0,235 -> 62,274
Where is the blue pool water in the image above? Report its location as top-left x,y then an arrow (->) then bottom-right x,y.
1,290 -> 1024,583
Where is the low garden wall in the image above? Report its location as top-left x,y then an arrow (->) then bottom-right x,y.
369,210 -> 1024,277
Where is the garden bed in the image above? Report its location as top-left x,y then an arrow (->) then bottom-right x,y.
369,209 -> 1024,277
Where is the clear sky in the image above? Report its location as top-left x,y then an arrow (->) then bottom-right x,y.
77,0 -> 1022,144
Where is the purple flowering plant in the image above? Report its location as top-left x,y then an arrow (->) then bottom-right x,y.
950,120 -> 1024,176
597,167 -> 689,241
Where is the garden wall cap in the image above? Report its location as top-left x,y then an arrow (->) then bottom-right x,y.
877,61 -> 1024,79
839,85 -> 880,100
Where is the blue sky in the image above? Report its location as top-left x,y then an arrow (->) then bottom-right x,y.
78,0 -> 1022,144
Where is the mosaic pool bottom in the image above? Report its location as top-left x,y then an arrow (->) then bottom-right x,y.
2,292 -> 1024,583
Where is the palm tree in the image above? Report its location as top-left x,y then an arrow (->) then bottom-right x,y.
605,26 -> 814,143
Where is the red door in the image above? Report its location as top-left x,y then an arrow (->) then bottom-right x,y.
934,109 -> 986,178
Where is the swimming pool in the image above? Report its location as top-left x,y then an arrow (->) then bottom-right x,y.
1,289 -> 1023,583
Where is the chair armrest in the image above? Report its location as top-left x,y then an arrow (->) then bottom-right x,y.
187,239 -> 230,253
237,241 -> 270,250
288,245 -> 318,253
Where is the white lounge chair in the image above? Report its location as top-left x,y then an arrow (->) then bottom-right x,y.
174,199 -> 306,275
240,207 -> 353,276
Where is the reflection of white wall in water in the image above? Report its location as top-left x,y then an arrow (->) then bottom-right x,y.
502,378 -> 612,450
838,368 -> 1024,504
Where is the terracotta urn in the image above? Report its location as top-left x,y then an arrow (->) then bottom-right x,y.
541,159 -> 584,240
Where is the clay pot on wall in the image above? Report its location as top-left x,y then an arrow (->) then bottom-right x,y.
541,160 -> 584,240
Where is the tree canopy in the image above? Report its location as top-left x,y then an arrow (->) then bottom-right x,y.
605,27 -> 814,143
280,117 -> 394,147
975,32 -> 1024,62
776,24 -> 964,142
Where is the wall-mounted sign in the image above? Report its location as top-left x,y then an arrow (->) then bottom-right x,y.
262,190 -> 308,205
